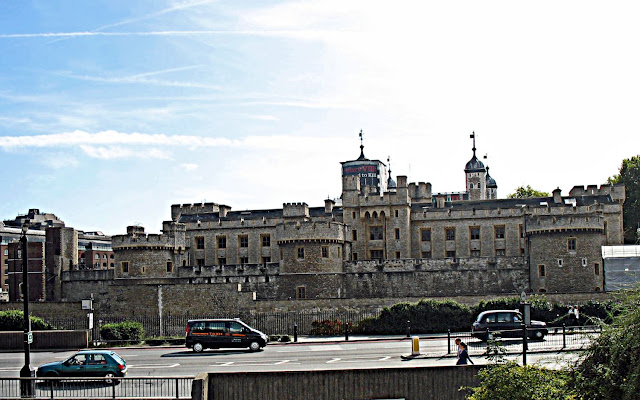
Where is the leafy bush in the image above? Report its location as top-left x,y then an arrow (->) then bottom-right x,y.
100,321 -> 144,344
0,310 -> 53,331
572,289 -> 640,400
355,299 -> 473,334
310,319 -> 345,335
268,334 -> 291,342
466,361 -> 576,400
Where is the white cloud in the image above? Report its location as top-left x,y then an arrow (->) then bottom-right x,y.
79,145 -> 172,160
180,163 -> 198,171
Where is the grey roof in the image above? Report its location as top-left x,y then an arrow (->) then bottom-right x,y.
486,167 -> 497,188
464,154 -> 485,173
412,194 -> 614,212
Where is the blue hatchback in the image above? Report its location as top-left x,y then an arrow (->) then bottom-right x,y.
36,350 -> 127,383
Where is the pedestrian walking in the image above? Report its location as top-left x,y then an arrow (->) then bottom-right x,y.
456,341 -> 474,365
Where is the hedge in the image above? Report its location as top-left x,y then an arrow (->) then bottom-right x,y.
100,321 -> 145,344
0,310 -> 53,331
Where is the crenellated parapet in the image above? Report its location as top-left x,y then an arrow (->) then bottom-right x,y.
112,224 -> 187,252
525,214 -> 604,235
276,220 -> 348,244
282,203 -> 309,219
170,202 -> 223,221
569,183 -> 625,203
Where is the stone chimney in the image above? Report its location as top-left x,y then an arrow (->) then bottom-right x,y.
552,188 -> 562,204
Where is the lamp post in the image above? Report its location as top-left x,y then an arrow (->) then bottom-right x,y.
19,221 -> 35,397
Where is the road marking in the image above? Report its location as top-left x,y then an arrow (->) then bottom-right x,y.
211,360 -> 299,367
326,358 -> 341,363
0,368 -> 20,372
274,360 -> 291,365
310,345 -> 342,351
127,363 -> 180,369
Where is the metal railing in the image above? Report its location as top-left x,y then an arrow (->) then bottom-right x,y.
0,377 -> 193,399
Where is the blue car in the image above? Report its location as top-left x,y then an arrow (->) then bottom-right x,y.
36,350 -> 127,383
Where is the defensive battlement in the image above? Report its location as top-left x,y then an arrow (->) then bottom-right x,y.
525,214 -> 604,234
408,181 -> 432,199
171,202 -> 222,221
283,203 -> 309,218
276,220 -> 348,243
569,183 -> 625,202
112,225 -> 187,248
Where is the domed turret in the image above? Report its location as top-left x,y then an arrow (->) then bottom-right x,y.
486,166 -> 497,188
465,131 -> 487,200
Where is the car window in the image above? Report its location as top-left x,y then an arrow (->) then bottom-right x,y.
484,314 -> 496,323
228,322 -> 244,333
110,353 -> 125,364
514,314 -> 522,323
88,354 -> 107,365
190,321 -> 206,333
497,313 -> 513,323
206,321 -> 226,333
70,354 -> 87,365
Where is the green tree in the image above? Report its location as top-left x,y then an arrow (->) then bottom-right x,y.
572,289 -> 640,400
608,155 -> 640,243
466,361 -> 576,400
508,185 -> 550,199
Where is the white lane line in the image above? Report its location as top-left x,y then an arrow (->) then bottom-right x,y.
0,368 -> 20,372
310,345 -> 342,351
326,358 -> 341,363
379,356 -> 391,361
274,360 -> 290,365
216,362 -> 234,366
127,363 -> 180,369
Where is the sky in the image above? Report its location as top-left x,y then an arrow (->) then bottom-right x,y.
1,1 -> 639,235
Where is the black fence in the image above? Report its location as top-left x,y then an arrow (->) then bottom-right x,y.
45,309 -> 383,343
0,377 -> 193,399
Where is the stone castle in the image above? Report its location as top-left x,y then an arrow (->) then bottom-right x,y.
5,133 -> 626,316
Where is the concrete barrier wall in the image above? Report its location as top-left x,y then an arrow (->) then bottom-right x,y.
196,365 -> 481,400
0,330 -> 88,350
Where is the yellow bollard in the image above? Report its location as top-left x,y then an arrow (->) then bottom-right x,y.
411,336 -> 420,356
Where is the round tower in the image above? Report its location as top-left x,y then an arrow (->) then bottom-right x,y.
486,166 -> 498,199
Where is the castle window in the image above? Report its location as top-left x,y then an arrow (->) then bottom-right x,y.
395,210 -> 399,218
239,235 -> 249,248
141,266 -> 145,273
121,261 -> 129,273
240,257 -> 248,265
296,286 -> 307,299
110,263 -> 114,268
567,238 -> 577,252
262,256 -> 271,264
322,246 -> 328,258
539,288 -> 547,293
352,212 -> 356,219
297,248 -> 304,259
538,265 -> 546,277
495,249 -> 505,256
182,260 -> 187,267
421,251 -> 431,258
217,236 -> 227,249
166,261 -> 173,273
557,259 -> 563,267
370,226 -> 383,240
218,257 -> 226,265
370,250 -> 383,260
446,250 -> 456,258
195,237 -> 205,250
445,228 -> 455,241
421,229 -> 431,242
95,254 -> 99,260
395,228 -> 400,240
519,224 -> 524,238
470,227 -> 480,240
470,183 -> 474,189
594,263 -> 600,276
352,230 -> 357,241
395,251 -> 401,259
261,235 -> 271,247
197,258 -> 205,267
471,250 -> 481,257
495,226 -> 505,239
353,252 -> 358,261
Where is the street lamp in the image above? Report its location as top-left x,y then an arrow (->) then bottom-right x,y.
19,221 -> 35,397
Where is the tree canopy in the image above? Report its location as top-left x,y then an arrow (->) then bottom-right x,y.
608,155 -> 640,243
508,185 -> 550,199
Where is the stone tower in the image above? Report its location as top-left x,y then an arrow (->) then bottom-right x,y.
486,166 -> 498,199
465,131 -> 487,200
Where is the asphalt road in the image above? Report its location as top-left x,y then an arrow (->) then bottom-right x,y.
0,336 -> 583,378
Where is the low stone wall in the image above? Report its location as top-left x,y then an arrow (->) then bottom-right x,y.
0,330 -> 88,350
192,365 -> 481,400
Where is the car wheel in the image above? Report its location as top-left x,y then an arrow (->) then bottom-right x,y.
248,341 -> 261,352
192,342 -> 204,353
104,372 -> 119,385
